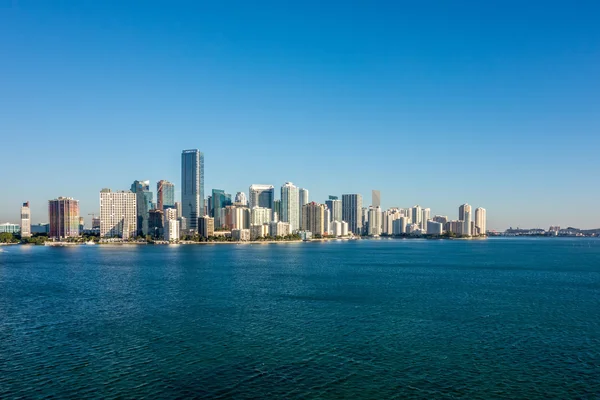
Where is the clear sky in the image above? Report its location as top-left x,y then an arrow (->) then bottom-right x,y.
1,1 -> 599,230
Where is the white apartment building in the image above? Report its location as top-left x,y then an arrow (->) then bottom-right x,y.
100,189 -> 137,239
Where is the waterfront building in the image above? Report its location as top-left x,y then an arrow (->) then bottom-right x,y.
298,231 -> 312,241
361,207 -> 369,235
20,202 -> 31,238
460,204 -> 473,236
298,188 -> 309,229
198,215 -> 214,239
131,180 -> 153,236
250,224 -> 270,240
421,208 -> 431,230
301,202 -> 326,235
164,219 -> 180,242
411,205 -> 422,228
231,229 -> 251,241
324,209 -> 331,235
325,199 -> 342,223
341,221 -> 349,236
0,223 -> 20,234
235,192 -> 248,206
382,209 -> 401,235
181,149 -> 204,231
331,220 -> 342,237
79,217 -> 85,234
273,200 -> 282,222
174,202 -> 182,219
212,189 -> 232,228
342,194 -> 362,235
475,207 -> 487,235
223,205 -> 250,230
281,182 -> 299,231
368,206 -> 382,236
445,220 -> 463,235
251,207 -> 271,226
48,197 -> 80,239
31,223 -> 50,234
433,215 -> 448,225
392,217 -> 408,235
92,217 -> 100,230
100,189 -> 137,239
157,180 -> 175,210
164,207 -> 177,223
249,184 -> 275,218
269,221 -> 292,237
427,220 -> 444,235
148,209 -> 164,239
372,190 -> 381,208
407,223 -> 421,234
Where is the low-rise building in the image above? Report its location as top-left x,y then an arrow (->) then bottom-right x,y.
270,221 -> 292,237
231,229 -> 251,241
250,224 -> 270,240
198,216 -> 215,239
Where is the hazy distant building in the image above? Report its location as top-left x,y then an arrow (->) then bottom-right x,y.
281,182 -> 299,231
49,197 -> 80,239
368,206 -> 382,236
411,205 -> 422,228
325,199 -> 342,223
233,192 -> 247,206
198,215 -> 214,239
181,149 -> 204,231
20,201 -> 31,238
131,180 -> 153,236
361,207 -> 369,235
79,216 -> 85,233
421,208 -> 431,230
299,188 -> 309,230
157,180 -> 175,210
92,217 -> 101,230
475,207 -> 487,235
100,189 -> 137,239
0,223 -> 20,234
392,217 -> 408,235
460,204 -> 473,236
433,215 -> 448,225
427,220 -> 443,235
342,194 -> 362,235
302,202 -> 326,235
372,190 -> 381,208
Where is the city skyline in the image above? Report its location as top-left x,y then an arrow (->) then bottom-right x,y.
2,3 -> 600,230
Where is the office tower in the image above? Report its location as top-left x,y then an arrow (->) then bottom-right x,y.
372,190 -> 381,207
325,199 -> 342,223
427,220 -> 443,235
157,180 -> 175,210
212,189 -> 232,228
249,184 -> 275,219
342,194 -> 363,235
198,215 -> 215,239
20,201 -> 31,238
299,188 -> 309,229
459,204 -> 472,236
100,189 -> 137,239
475,207 -> 487,236
368,206 -> 382,236
48,197 -> 80,239
301,202 -> 325,235
181,149 -> 205,231
281,182 -> 299,231
164,219 -> 180,242
273,200 -> 282,222
131,180 -> 153,236
421,208 -> 431,230
235,192 -> 248,206
251,207 -> 271,226
411,205 -> 422,228
148,209 -> 164,239
206,196 -> 212,216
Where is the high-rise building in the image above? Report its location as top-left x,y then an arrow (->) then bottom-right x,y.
475,207 -> 487,236
48,197 -> 80,239
459,204 -> 472,236
235,192 -> 248,206
299,188 -> 309,229
249,184 -> 275,219
212,189 -> 232,228
164,219 -> 180,242
368,206 -> 382,236
92,217 -> 101,230
421,208 -> 431,230
342,194 -> 363,235
79,217 -> 85,233
100,189 -> 137,239
427,220 -> 443,235
301,202 -> 326,235
411,205 -> 422,228
157,180 -> 175,210
325,199 -> 342,223
174,202 -> 182,219
251,207 -> 271,226
273,200 -> 282,222
372,190 -> 381,208
131,180 -> 153,236
433,215 -> 448,225
223,205 -> 250,230
181,149 -> 204,231
198,215 -> 214,239
148,209 -> 164,239
269,221 -> 292,237
393,217 -> 408,235
361,207 -> 369,235
281,182 -> 299,231
20,201 -> 31,238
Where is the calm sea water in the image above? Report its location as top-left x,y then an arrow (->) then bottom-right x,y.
1,238 -> 600,399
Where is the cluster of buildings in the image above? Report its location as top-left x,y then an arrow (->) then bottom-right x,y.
3,149 -> 488,242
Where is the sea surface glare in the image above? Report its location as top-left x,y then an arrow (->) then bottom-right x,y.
1,238 -> 600,399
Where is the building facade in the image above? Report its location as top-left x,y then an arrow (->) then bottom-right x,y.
100,189 -> 137,239
281,182 -> 299,231
459,204 -> 473,236
212,189 -> 232,228
48,197 -> 80,239
235,192 -> 248,206
249,184 -> 275,218
181,149 -> 204,231
342,194 -> 363,235
131,180 -> 153,236
368,206 -> 382,236
475,207 -> 487,235
325,199 -> 342,223
20,201 -> 31,238
251,207 -> 271,226
301,202 -> 326,235
164,219 -> 180,242
198,215 -> 215,239
298,188 -> 309,230
157,180 -> 175,210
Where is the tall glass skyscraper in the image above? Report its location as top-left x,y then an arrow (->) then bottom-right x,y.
157,180 -> 175,210
211,189 -> 231,228
342,194 -> 363,235
131,180 -> 153,236
249,184 -> 275,219
281,182 -> 299,231
181,149 -> 204,231
48,197 -> 80,239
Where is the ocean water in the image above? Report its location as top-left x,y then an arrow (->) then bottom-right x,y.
1,238 -> 600,399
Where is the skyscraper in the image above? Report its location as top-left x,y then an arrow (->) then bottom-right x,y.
181,149 -> 204,231
411,205 -> 422,228
212,189 -> 232,228
273,200 -> 282,222
48,197 -> 80,239
281,182 -> 300,231
372,190 -> 381,208
299,188 -> 309,229
459,204 -> 473,236
368,206 -> 382,236
302,202 -> 326,235
235,192 -> 248,206
421,208 -> 431,230
100,189 -> 137,239
20,201 -> 31,238
249,185 -> 275,218
131,180 -> 153,236
342,194 -> 363,235
325,199 -> 342,223
475,207 -> 487,235
157,180 -> 175,210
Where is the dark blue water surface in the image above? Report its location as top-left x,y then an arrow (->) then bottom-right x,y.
1,238 -> 600,399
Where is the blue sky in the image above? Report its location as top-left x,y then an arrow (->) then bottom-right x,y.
1,1 -> 599,230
